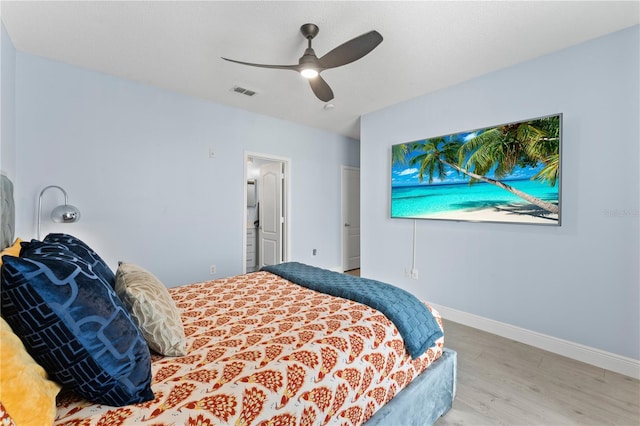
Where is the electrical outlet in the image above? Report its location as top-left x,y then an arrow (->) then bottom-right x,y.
209,265 -> 216,275
208,147 -> 215,158
410,268 -> 419,280
312,249 -> 317,256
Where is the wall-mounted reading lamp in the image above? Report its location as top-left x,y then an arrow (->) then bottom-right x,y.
37,185 -> 81,240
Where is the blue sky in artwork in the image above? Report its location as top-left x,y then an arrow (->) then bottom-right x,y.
391,132 -> 543,187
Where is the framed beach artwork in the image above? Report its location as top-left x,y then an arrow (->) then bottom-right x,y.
391,113 -> 561,225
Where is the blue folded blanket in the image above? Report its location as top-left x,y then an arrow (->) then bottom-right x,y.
262,262 -> 443,359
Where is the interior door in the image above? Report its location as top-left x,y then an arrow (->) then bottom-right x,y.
259,161 -> 283,267
342,167 -> 361,271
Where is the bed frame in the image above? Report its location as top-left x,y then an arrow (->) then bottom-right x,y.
366,347 -> 456,424
0,174 -> 456,425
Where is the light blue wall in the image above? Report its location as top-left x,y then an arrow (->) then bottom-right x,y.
0,21 -> 16,177
14,53 -> 358,286
361,26 -> 639,360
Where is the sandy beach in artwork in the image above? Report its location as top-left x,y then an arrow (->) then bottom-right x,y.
418,203 -> 559,224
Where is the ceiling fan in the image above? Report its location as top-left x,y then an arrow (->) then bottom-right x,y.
222,23 -> 383,102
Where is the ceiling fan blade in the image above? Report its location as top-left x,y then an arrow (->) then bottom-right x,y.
318,30 -> 383,69
308,75 -> 334,102
222,57 -> 300,71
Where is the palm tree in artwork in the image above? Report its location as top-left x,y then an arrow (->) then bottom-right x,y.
395,115 -> 560,215
525,116 -> 561,187
391,143 -> 410,167
404,137 -> 463,183
458,116 -> 559,213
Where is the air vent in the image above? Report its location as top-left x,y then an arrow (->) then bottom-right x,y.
231,85 -> 257,97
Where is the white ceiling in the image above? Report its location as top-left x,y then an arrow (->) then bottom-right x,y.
1,1 -> 638,140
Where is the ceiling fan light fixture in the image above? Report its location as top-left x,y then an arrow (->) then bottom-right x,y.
300,68 -> 319,79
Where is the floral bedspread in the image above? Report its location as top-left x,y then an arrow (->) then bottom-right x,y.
54,271 -> 444,426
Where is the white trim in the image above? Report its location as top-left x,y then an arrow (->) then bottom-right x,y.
430,303 -> 640,379
243,151 -> 291,273
341,166 -> 360,273
242,157 -> 249,273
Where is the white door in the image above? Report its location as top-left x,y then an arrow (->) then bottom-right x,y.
342,167 -> 360,271
259,161 -> 283,267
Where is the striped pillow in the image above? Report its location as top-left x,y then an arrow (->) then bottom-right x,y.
115,263 -> 187,356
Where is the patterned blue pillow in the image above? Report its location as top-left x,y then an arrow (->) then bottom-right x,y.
0,249 -> 154,406
20,240 -> 75,258
41,233 -> 116,288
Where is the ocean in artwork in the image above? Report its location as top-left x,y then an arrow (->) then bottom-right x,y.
391,179 -> 559,218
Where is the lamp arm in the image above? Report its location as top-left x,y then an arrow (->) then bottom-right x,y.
37,185 -> 69,240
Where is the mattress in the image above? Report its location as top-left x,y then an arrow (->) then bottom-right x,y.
54,270 -> 445,425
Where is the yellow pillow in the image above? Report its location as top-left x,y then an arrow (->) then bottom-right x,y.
0,238 -> 22,267
0,317 -> 61,426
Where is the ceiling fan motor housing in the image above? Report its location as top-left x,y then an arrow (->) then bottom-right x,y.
299,49 -> 319,66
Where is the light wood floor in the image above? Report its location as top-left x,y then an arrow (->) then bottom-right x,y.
342,269 -> 638,424
437,319 -> 640,426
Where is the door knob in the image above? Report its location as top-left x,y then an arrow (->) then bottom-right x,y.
344,223 -> 350,227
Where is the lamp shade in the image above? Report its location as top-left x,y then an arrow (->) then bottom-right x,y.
37,185 -> 81,240
51,204 -> 81,223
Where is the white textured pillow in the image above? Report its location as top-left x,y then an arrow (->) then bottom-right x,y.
115,262 -> 187,356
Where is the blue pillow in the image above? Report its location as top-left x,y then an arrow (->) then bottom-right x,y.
0,249 -> 154,406
32,233 -> 116,288
20,240 -> 75,258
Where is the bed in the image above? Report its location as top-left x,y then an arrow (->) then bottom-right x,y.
0,174 -> 456,426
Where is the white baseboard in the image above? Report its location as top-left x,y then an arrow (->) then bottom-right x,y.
430,303 -> 640,380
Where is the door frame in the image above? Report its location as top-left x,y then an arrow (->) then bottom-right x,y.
243,151 -> 291,273
341,165 -> 360,272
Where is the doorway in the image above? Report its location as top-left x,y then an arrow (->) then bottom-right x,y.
342,166 -> 361,272
244,152 -> 290,273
